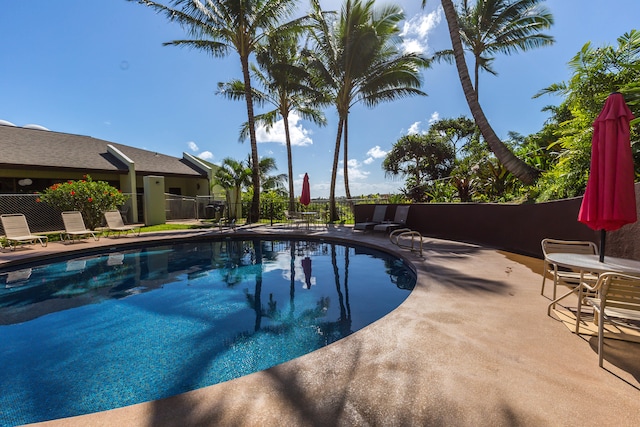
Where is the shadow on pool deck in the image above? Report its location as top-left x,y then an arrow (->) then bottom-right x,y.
4,223 -> 639,426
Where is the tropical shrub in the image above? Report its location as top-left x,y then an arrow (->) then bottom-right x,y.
534,30 -> 640,200
39,175 -> 129,230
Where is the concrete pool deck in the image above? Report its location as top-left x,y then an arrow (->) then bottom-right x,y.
2,224 -> 639,426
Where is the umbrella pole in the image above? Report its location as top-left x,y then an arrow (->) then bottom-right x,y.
599,229 -> 606,262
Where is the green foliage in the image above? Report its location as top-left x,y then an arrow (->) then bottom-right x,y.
439,0 -> 554,98
387,193 -> 409,204
305,0 -> 429,218
383,116 -> 541,203
214,157 -> 252,220
38,175 -> 129,230
424,179 -> 457,202
534,30 -> 640,201
383,132 -> 456,202
259,190 -> 288,221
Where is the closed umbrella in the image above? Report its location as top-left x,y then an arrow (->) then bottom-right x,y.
578,92 -> 637,261
300,173 -> 311,207
302,256 -> 312,289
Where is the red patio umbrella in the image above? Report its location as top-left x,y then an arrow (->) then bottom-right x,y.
578,92 -> 637,261
301,256 -> 312,289
300,173 -> 311,207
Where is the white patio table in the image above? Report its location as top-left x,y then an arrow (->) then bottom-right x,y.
300,211 -> 318,230
545,253 -> 640,330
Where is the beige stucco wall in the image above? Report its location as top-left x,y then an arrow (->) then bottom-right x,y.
0,167 -> 209,198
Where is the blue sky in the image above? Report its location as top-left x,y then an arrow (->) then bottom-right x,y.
1,0 -> 639,198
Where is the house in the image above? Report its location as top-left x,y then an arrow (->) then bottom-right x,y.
0,122 -> 216,222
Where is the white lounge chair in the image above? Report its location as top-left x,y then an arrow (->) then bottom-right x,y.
354,205 -> 387,231
0,214 -> 48,250
61,211 -> 99,243
104,210 -> 140,237
373,205 -> 410,233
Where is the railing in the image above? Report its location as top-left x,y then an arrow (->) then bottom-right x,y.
0,192 -> 386,235
0,194 -> 63,233
256,198 -> 382,226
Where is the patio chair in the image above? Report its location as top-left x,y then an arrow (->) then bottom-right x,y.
373,205 -> 410,234
354,205 -> 387,231
216,217 -> 236,232
0,213 -> 48,250
104,210 -> 140,237
578,272 -> 640,367
541,238 -> 599,301
61,211 -> 99,243
284,210 -> 305,229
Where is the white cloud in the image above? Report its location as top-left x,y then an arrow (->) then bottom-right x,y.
363,145 -> 387,164
338,159 -> 370,180
198,151 -> 213,160
188,141 -> 199,152
402,39 -> 425,55
367,146 -> 387,159
255,112 -> 313,146
407,121 -> 422,135
400,8 -> 442,54
406,112 -> 439,135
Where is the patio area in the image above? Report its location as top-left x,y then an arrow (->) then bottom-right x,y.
3,224 -> 639,426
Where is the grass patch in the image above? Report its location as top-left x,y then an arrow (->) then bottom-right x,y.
139,223 -> 209,233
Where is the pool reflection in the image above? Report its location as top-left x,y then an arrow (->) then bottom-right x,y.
1,239 -> 413,331
0,238 -> 415,425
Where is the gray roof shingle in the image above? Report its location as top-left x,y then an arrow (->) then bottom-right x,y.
0,124 -> 207,178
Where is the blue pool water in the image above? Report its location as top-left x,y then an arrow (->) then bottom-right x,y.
0,238 -> 415,426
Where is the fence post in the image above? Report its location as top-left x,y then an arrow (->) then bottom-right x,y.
270,201 -> 273,226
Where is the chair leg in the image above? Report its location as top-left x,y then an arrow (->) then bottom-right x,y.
541,260 -> 549,296
598,310 -> 605,367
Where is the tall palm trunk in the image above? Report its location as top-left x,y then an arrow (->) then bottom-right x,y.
329,117 -> 345,222
241,54 -> 261,222
343,115 -> 352,201
474,59 -> 480,101
282,108 -> 296,212
440,0 -> 538,185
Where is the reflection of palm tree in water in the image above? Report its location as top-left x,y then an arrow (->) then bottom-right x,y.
243,239 -> 271,332
331,244 -> 352,337
220,239 -> 247,286
302,256 -> 312,289
289,244 -> 296,318
251,239 -> 263,331
244,240 -> 353,343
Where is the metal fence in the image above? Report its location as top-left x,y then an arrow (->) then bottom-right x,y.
0,192 -> 387,235
0,194 -> 64,233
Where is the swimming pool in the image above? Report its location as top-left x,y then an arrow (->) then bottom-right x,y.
0,238 -> 415,426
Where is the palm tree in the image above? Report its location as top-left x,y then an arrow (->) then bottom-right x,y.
306,0 -> 429,220
422,0 -> 539,185
213,157 -> 252,220
218,31 -> 327,212
129,0 -> 300,222
434,0 -> 554,100
246,154 -> 288,193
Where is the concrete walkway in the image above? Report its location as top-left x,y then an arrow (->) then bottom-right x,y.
3,224 -> 639,426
